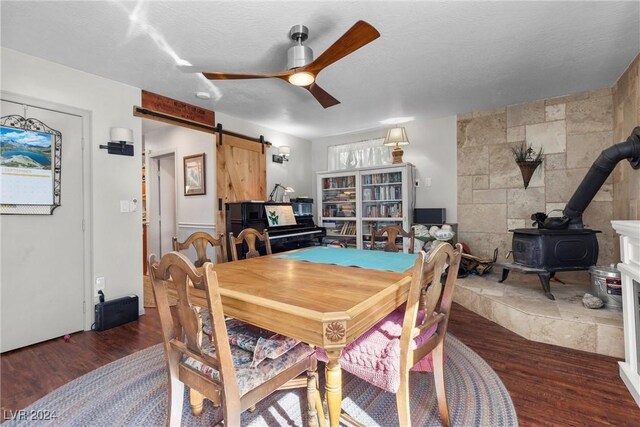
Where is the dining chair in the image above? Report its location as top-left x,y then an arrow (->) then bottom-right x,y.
318,242 -> 462,427
172,231 -> 227,266
370,224 -> 415,253
229,228 -> 272,261
148,251 -> 321,426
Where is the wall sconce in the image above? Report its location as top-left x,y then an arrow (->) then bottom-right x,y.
100,127 -> 134,156
272,146 -> 290,163
383,127 -> 410,164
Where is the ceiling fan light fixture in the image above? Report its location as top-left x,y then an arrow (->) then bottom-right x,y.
288,71 -> 315,87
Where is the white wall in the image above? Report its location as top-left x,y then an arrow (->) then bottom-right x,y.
216,112 -> 314,199
1,48 -> 143,321
311,115 -> 458,222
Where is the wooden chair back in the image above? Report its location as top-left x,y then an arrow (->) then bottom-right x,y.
148,252 -> 239,426
229,228 -> 272,261
172,232 -> 227,267
370,224 -> 415,253
398,242 -> 462,426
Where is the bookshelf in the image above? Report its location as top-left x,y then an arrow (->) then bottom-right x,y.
317,163 -> 414,251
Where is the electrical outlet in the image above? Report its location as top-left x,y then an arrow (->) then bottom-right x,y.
95,276 -> 105,297
425,177 -> 432,187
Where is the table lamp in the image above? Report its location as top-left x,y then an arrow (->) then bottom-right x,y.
383,127 -> 410,164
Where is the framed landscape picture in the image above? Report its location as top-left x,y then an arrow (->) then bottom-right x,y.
183,153 -> 205,196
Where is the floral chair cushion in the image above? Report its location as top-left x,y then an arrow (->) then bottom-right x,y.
181,340 -> 313,396
200,310 -> 301,367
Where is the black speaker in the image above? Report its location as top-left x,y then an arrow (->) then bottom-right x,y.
94,295 -> 139,331
414,208 -> 446,225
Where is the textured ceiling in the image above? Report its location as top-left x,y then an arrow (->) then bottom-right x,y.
2,1 -> 639,139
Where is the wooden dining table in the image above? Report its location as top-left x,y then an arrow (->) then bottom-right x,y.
171,248 -> 418,427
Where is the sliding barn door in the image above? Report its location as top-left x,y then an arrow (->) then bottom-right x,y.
216,135 -> 266,238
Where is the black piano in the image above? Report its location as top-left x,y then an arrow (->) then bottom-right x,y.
225,201 -> 325,260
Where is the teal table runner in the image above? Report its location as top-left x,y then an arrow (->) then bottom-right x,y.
274,247 -> 417,272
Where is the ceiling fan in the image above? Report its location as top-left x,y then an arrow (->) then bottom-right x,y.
202,20 -> 380,108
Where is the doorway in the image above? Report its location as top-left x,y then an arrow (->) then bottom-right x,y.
147,152 -> 177,258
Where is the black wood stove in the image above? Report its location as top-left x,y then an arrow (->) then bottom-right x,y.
499,127 -> 640,300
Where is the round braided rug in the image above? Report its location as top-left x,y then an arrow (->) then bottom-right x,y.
5,334 -> 517,426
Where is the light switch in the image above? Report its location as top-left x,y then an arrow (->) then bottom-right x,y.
120,200 -> 130,213
425,177 -> 432,187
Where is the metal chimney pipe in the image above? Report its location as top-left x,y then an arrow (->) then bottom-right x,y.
563,127 -> 640,228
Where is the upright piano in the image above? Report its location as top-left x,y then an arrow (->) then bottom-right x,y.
225,201 -> 325,260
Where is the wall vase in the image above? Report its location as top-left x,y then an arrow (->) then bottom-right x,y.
516,160 -> 542,189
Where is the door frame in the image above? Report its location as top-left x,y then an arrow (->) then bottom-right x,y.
146,147 -> 178,257
1,90 -> 93,330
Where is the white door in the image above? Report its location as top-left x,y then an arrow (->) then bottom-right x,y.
148,154 -> 176,257
1,100 -> 85,352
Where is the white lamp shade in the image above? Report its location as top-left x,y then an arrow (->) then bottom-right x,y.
110,127 -> 134,143
383,127 -> 410,146
278,146 -> 291,156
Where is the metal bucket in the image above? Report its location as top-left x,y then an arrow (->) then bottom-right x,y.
589,265 -> 622,309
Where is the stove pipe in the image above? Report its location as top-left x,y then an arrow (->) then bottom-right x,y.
563,127 -> 640,229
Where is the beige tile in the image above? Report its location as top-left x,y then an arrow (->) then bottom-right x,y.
458,112 -> 507,147
458,204 -> 507,234
472,175 -> 489,190
507,125 -> 525,142
457,231 -> 492,257
458,176 -> 473,203
583,201 -> 613,231
453,286 -> 482,314
489,300 -> 531,339
566,95 -> 613,135
545,91 -> 590,106
458,112 -> 474,121
526,120 -> 566,154
528,316 -> 597,353
473,107 -> 507,118
596,324 -> 625,358
545,104 -> 566,121
458,146 -> 489,175
545,168 -> 589,202
507,100 -> 545,127
587,87 -> 613,99
566,131 -> 613,169
507,187 -> 545,218
544,153 -> 566,171
507,219 -> 526,229
592,183 -> 613,202
546,203 -> 565,214
473,189 -> 506,204
489,233 -> 513,262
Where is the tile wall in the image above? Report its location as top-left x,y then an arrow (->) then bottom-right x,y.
457,88 -> 617,264
457,54 -> 640,266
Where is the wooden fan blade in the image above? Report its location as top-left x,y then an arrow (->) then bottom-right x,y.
304,83 -> 340,108
304,20 -> 380,74
202,71 -> 291,80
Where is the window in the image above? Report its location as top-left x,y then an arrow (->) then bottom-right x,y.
327,138 -> 392,170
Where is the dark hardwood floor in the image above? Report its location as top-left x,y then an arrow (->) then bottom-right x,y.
2,304 -> 639,426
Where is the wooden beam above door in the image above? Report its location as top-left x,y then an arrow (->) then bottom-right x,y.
140,90 -> 214,127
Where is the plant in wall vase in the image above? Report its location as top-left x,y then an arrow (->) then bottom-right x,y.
512,142 -> 544,189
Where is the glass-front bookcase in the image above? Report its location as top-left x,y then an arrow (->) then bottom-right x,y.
317,164 -> 414,251
318,171 -> 358,248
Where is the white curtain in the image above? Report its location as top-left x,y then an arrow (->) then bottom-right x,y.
327,138 -> 392,170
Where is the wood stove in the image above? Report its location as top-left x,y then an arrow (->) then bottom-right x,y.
499,127 -> 640,299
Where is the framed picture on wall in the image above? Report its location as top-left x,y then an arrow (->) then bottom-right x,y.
183,153 -> 206,196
